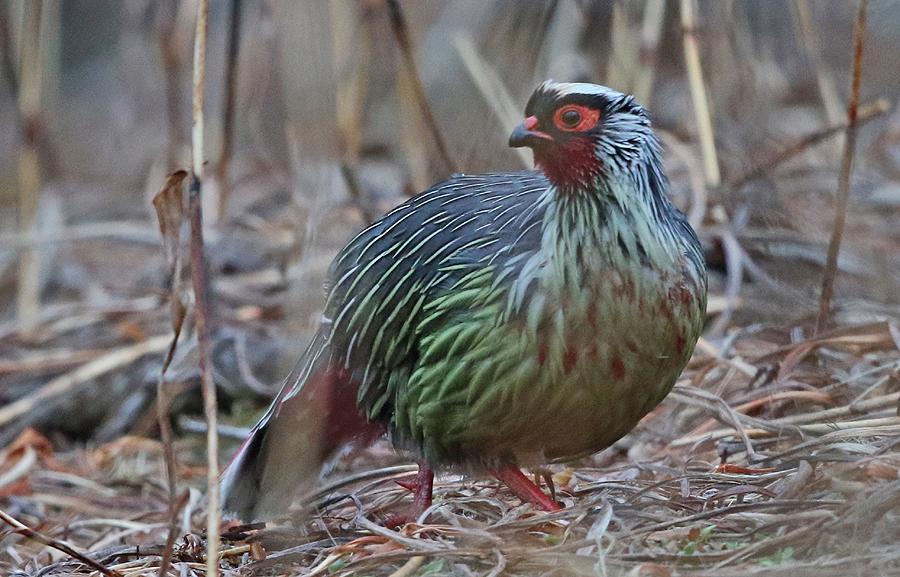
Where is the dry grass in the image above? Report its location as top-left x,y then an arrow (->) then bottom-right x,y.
1,314 -> 898,576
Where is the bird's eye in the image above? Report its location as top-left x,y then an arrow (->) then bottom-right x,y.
553,104 -> 600,132
561,109 -> 581,127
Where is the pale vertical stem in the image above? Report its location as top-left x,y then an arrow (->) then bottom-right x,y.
605,1 -> 634,91
330,0 -> 366,164
190,0 -> 219,574
816,0 -> 868,334
633,0 -> 666,106
192,1 -> 206,182
16,0 -> 43,331
680,0 -> 720,188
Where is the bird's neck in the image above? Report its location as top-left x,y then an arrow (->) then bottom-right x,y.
540,168 -> 681,289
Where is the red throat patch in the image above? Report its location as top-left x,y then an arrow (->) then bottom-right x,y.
535,136 -> 603,189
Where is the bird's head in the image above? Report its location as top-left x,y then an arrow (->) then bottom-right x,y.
509,81 -> 658,190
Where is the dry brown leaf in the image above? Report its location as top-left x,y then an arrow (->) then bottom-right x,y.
151,169 -> 189,372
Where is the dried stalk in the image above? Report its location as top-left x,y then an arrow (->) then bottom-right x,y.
605,2 -> 635,92
332,0 -> 375,222
189,1 -> 220,574
151,169 -> 188,577
633,0 -> 666,106
680,0 -> 720,187
816,0 -> 868,334
15,0 -> 44,331
216,0 -> 242,224
386,0 -> 457,176
0,508 -> 122,577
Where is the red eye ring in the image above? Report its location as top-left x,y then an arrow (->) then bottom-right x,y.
553,104 -> 600,132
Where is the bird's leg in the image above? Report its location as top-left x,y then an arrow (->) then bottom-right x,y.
490,464 -> 562,511
386,462 -> 434,527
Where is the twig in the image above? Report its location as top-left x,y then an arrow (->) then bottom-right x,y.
157,489 -> 189,577
189,1 -> 220,575
694,337 -> 757,377
671,417 -> 900,448
216,0 -> 242,224
686,390 -> 835,437
680,0 -> 720,187
386,0 -> 457,176
728,99 -> 888,189
151,169 -> 189,577
0,334 -> 170,428
816,0 -> 868,334
0,508 -> 123,577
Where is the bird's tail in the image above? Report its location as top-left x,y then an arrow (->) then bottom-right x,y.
220,335 -> 383,521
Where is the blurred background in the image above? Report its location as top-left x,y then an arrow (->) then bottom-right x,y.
1,1 -> 900,574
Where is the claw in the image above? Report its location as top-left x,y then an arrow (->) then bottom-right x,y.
491,465 -> 562,512
386,463 -> 434,527
394,475 -> 419,492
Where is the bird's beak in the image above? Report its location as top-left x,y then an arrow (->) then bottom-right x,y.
509,116 -> 553,148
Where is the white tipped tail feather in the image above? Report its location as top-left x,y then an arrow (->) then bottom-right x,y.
220,355 -> 382,521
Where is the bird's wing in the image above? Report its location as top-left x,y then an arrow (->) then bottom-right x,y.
323,171 -> 549,422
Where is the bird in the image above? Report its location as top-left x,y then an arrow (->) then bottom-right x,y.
221,81 -> 707,523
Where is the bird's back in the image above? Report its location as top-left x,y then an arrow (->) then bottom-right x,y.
321,171 -> 552,422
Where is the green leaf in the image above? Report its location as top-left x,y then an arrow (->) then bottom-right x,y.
759,547 -> 795,566
327,558 -> 348,573
419,559 -> 446,575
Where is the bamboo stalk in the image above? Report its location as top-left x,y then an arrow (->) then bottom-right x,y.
816,0 -> 868,334
680,0 -> 720,188
189,1 -> 220,574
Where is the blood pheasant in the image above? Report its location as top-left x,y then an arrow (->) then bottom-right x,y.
221,81 -> 707,521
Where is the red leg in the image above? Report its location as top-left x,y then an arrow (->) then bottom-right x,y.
386,462 -> 434,527
490,464 -> 562,512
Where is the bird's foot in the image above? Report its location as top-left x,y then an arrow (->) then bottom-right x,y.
491,464 -> 563,512
385,463 -> 434,527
